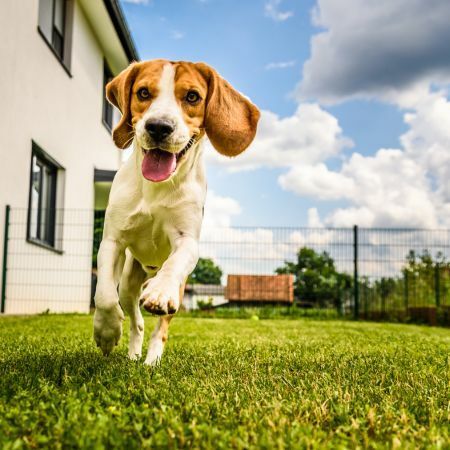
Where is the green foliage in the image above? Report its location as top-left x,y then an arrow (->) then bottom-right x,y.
402,250 -> 450,307
188,258 -> 222,285
358,250 -> 450,315
276,247 -> 352,306
196,297 -> 214,310
183,305 -> 340,320
92,212 -> 105,269
0,315 -> 448,448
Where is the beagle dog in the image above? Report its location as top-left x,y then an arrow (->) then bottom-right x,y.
93,60 -> 260,365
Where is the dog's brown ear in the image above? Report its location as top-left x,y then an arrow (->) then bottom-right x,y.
106,63 -> 139,149
196,63 -> 260,157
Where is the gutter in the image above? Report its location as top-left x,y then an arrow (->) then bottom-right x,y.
103,0 -> 140,62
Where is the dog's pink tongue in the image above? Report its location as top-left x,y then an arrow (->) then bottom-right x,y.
142,149 -> 176,182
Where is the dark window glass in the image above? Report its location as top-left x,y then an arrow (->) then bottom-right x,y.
38,0 -> 70,65
103,61 -> 114,131
28,146 -> 59,248
52,0 -> 65,59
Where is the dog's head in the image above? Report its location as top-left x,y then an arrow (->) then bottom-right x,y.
106,59 -> 260,182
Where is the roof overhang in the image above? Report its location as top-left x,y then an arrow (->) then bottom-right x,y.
78,0 -> 139,74
94,169 -> 117,182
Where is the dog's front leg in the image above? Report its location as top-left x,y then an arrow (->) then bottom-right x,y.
94,238 -> 126,355
140,235 -> 198,316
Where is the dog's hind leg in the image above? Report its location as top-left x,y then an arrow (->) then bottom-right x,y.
144,281 -> 186,366
119,250 -> 147,360
145,315 -> 172,366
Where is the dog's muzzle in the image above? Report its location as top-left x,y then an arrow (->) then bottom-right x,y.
141,136 -> 197,183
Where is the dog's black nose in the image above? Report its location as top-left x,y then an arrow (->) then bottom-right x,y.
145,120 -> 174,142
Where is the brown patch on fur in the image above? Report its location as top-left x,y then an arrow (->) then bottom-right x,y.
106,59 -> 260,155
106,63 -> 138,148
106,60 -> 166,148
173,62 -> 208,140
194,62 -> 260,157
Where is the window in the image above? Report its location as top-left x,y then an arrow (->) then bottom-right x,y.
38,0 -> 73,73
102,61 -> 115,131
27,143 -> 65,251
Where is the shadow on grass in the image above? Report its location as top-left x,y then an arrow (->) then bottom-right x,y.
0,347 -> 148,395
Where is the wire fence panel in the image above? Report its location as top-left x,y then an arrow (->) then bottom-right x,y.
2,207 -> 450,324
3,208 -> 94,314
197,226 -> 355,314
357,228 -> 450,324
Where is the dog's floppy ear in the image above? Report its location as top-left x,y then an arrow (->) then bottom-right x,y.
106,63 -> 139,149
196,63 -> 260,157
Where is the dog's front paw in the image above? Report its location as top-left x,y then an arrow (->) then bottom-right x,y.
93,304 -> 125,356
140,276 -> 180,316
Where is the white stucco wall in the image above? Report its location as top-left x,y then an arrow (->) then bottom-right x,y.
184,295 -> 228,311
0,0 -> 125,313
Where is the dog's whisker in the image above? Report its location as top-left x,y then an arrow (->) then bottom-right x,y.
123,135 -> 134,148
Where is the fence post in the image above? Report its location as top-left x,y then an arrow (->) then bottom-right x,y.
1,205 -> 10,313
403,271 -> 408,310
353,225 -> 359,319
435,263 -> 440,307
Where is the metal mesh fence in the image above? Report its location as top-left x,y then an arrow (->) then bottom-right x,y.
357,228 -> 450,323
3,208 -> 93,314
2,206 -> 450,324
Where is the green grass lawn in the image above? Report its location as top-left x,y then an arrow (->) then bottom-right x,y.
0,315 -> 448,449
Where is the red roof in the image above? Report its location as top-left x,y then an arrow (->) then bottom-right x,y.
225,274 -> 294,303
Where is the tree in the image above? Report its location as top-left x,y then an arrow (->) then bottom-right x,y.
188,258 -> 223,285
275,247 -> 351,307
374,277 -> 397,313
402,250 -> 450,306
92,212 -> 105,269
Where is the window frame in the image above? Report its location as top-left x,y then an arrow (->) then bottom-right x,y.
27,142 -> 65,254
102,60 -> 115,132
51,0 -> 66,61
37,0 -> 74,77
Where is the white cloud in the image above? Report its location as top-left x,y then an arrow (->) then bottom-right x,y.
265,60 -> 296,70
401,91 -> 450,197
205,104 -> 353,171
279,90 -> 450,228
264,0 -> 293,22
205,86 -> 450,229
202,190 -> 241,228
298,0 -> 450,104
121,0 -> 150,4
279,162 -> 354,201
201,192 -> 291,276
170,30 -> 185,40
307,208 -> 323,228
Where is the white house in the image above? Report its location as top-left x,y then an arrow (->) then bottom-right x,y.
0,0 -> 138,314
183,284 -> 228,311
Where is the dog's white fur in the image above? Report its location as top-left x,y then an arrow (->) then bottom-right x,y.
135,65 -> 191,152
94,64 -> 205,365
94,60 -> 259,365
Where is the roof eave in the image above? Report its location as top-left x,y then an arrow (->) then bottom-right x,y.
103,0 -> 139,63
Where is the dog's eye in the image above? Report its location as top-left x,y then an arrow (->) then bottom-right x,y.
137,88 -> 150,100
186,91 -> 200,104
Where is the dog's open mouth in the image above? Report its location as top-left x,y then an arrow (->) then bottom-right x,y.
141,137 -> 196,182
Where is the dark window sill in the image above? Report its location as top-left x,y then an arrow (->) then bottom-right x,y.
37,27 -> 72,78
26,237 -> 64,255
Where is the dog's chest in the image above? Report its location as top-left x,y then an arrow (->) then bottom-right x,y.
120,205 -> 172,268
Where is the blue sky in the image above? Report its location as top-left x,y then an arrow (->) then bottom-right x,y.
120,0 -> 450,229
